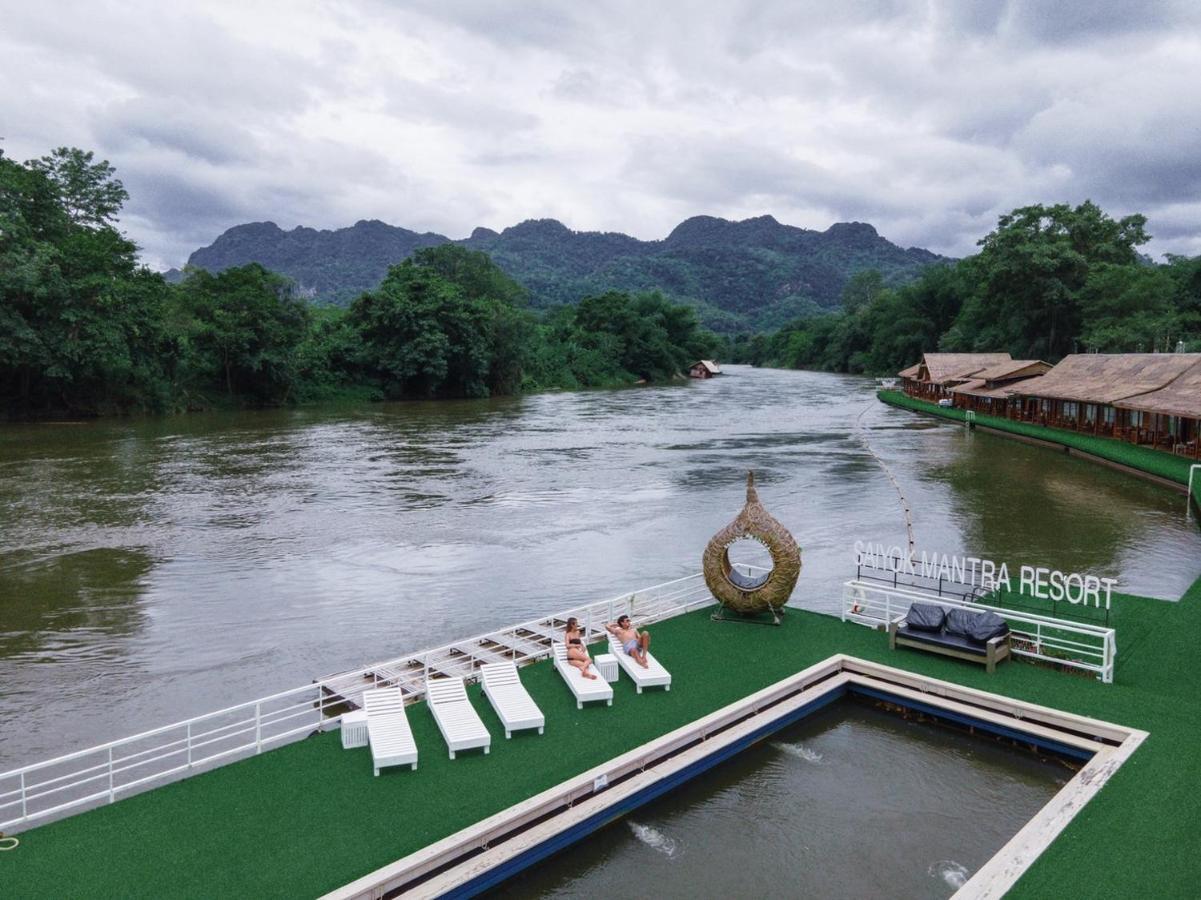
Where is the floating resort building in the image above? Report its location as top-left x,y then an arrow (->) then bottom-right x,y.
688,359 -> 722,378
899,351 -> 1201,458
897,352 -> 1014,401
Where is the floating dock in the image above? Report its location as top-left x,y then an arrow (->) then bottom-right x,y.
2,571 -> 1200,898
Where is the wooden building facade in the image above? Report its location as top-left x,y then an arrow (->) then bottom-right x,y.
1011,354 -> 1201,458
897,351 -> 1201,458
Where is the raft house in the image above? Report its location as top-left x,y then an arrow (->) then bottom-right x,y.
2,475 -> 1199,897
688,359 -> 722,378
899,351 -> 1201,459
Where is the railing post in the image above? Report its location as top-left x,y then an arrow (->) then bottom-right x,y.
187,723 -> 193,768
108,747 -> 115,803
20,771 -> 26,821
255,702 -> 262,753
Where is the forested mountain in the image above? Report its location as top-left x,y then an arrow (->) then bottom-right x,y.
173,214 -> 947,331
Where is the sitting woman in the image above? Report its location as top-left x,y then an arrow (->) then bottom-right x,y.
564,617 -> 597,680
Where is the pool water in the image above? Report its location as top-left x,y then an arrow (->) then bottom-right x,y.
492,698 -> 1071,899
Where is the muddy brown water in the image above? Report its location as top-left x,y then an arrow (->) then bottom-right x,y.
2,366 -> 1197,768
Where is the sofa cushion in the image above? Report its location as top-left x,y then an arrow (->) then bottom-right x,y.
964,611 -> 1009,645
944,608 -> 1009,645
905,602 -> 946,632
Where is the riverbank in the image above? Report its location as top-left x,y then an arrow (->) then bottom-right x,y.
878,389 -> 1198,489
6,573 -> 1201,898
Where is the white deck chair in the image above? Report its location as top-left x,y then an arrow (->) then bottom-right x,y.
426,677 -> 492,759
607,635 -> 672,693
363,688 -> 418,775
480,663 -> 545,738
552,643 -> 614,709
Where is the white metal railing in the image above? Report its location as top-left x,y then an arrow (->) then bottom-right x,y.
0,572 -> 720,834
841,580 -> 1116,683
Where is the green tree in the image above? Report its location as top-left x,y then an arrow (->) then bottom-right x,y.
1078,263 -> 1179,352
26,148 -> 128,228
174,264 -> 311,403
841,269 -> 885,314
944,201 -> 1149,359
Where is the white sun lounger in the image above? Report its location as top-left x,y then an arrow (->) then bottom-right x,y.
363,688 -> 418,775
607,635 -> 672,693
480,662 -> 545,738
426,677 -> 492,759
552,643 -> 614,709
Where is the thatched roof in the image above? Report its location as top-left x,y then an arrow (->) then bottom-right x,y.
1017,354 -> 1201,404
691,360 -> 721,374
951,375 -> 1045,399
920,353 -> 1013,384
973,359 -> 1052,382
897,363 -> 921,379
1116,360 -> 1201,418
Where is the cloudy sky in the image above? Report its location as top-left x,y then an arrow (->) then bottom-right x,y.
4,0 -> 1201,269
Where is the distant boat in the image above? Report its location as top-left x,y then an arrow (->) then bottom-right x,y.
689,360 -> 722,379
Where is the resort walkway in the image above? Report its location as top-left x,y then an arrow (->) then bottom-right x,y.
5,577 -> 1201,898
879,389 -> 1198,487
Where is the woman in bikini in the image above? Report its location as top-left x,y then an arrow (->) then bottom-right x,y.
564,617 -> 597,679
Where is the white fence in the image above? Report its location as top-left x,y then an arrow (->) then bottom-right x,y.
0,573 -> 718,834
841,580 -> 1116,683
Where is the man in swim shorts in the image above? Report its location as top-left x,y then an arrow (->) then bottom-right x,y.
606,615 -> 650,668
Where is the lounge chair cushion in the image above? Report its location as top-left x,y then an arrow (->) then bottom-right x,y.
905,602 -> 946,633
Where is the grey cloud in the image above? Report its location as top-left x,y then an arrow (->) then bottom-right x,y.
3,0 -> 1200,267
385,79 -> 540,135
92,99 -> 259,166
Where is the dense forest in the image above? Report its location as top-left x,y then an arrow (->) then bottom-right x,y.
179,212 -> 945,331
0,148 -> 721,418
736,202 -> 1201,373
7,146 -> 1200,419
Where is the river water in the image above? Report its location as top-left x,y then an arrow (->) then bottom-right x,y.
1,366 -> 1198,768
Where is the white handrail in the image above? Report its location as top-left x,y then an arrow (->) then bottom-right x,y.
0,571 -> 717,833
841,580 -> 1117,683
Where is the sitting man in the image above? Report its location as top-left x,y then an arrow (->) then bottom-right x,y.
606,615 -> 650,668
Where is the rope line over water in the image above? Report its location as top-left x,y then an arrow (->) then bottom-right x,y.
855,401 -> 916,560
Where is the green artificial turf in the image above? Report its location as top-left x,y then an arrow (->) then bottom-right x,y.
878,390 -> 1198,486
5,574 -> 1201,899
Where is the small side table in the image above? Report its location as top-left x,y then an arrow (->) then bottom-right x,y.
595,653 -> 619,683
341,710 -> 369,749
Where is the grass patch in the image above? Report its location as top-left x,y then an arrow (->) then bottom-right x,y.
878,390 -> 1196,486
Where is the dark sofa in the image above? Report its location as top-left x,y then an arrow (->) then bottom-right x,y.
889,602 -> 1011,673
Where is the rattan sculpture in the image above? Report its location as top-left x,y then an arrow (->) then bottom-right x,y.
703,471 -> 801,624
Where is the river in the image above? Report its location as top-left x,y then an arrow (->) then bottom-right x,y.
1,366 -> 1198,769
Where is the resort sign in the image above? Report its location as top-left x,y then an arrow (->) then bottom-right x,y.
853,542 -> 1118,609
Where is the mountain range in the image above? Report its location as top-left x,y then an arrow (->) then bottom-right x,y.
170,215 -> 948,331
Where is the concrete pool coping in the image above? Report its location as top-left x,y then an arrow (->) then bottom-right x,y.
325,655 -> 1146,899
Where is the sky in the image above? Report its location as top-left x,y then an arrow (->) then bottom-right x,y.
3,0 -> 1201,270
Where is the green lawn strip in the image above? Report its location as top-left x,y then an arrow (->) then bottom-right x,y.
5,579 -> 1201,898
878,390 -> 1195,485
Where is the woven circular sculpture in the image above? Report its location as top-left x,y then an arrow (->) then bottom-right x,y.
703,471 -> 802,618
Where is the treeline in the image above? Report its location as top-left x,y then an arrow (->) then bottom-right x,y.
0,148 -> 721,418
736,202 -> 1201,373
